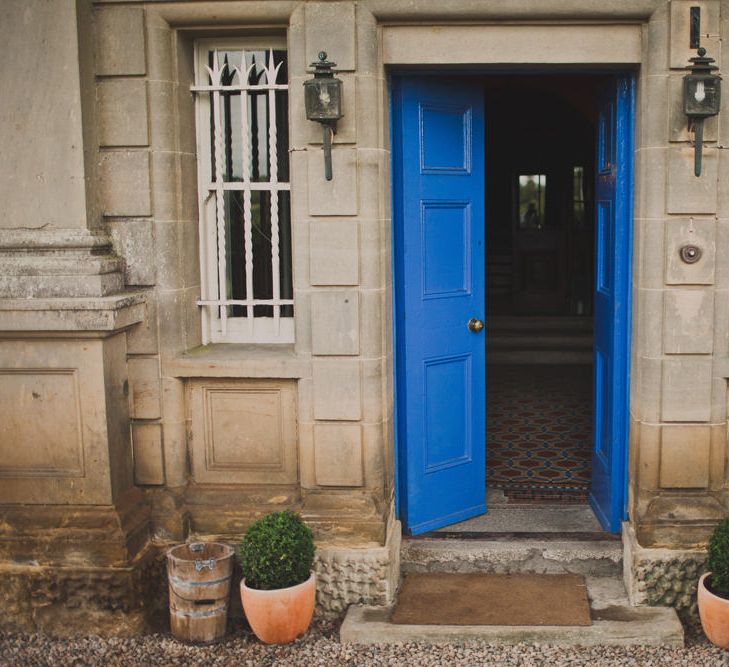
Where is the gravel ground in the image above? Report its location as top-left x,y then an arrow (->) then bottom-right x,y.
1,617 -> 728,667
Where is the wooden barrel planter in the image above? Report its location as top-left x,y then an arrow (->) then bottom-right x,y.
167,541 -> 235,643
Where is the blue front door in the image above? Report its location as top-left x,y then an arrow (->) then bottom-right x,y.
393,77 -> 487,535
393,74 -> 633,536
589,75 -> 634,532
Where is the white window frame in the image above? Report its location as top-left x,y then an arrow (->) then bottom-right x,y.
193,37 -> 293,344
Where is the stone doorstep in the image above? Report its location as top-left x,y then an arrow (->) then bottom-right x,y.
340,576 -> 685,647
401,537 -> 624,578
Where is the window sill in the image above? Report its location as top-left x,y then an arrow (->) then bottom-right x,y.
164,344 -> 311,379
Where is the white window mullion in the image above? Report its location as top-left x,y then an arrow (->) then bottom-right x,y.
208,56 -> 228,337
267,50 -> 282,335
243,188 -> 254,333
238,56 -> 254,327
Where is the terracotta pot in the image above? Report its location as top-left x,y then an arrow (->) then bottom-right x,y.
698,572 -> 729,648
240,572 -> 316,644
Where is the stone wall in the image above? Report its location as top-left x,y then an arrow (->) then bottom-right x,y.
627,0 -> 729,550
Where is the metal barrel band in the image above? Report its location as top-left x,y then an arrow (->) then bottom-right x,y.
169,574 -> 231,587
170,603 -> 228,619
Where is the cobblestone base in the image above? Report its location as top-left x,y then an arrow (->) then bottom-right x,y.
0,548 -> 166,637
315,519 -> 401,614
623,523 -> 706,618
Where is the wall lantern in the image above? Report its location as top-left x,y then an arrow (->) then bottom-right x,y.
304,51 -> 343,181
684,47 -> 721,177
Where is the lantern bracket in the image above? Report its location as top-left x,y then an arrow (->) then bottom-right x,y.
303,52 -> 344,181
683,47 -> 722,177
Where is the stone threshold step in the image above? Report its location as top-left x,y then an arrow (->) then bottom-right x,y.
417,531 -> 620,542
340,577 -> 684,647
402,538 -> 623,577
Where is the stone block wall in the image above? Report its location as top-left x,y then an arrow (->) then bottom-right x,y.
628,0 -> 729,549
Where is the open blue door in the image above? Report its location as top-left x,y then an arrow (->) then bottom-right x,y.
590,75 -> 634,532
393,77 -> 486,535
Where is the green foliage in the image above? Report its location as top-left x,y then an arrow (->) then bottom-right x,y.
237,510 -> 315,591
707,516 -> 729,599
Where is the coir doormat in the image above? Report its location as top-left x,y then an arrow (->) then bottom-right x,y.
391,573 -> 591,626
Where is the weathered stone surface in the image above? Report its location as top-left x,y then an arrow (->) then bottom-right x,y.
99,150 -> 152,218
0,294 -> 145,333
0,230 -> 125,298
315,519 -> 400,614
659,424 -> 711,488
636,494 -> 726,548
666,146 -> 718,214
623,523 -> 706,617
94,6 -> 146,76
106,219 -> 156,287
307,148 -> 358,216
98,78 -> 149,148
663,289 -> 714,353
669,0 -> 721,70
661,357 -> 712,422
126,293 -> 159,355
132,423 -> 165,485
311,290 -> 360,355
305,2 -> 356,72
310,221 -> 360,286
382,24 -> 641,65
314,423 -> 364,486
313,360 -> 362,420
128,356 -> 161,420
0,335 -> 135,505
0,548 -> 165,637
0,1 -> 89,230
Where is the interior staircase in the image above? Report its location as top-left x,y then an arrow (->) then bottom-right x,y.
487,315 -> 593,364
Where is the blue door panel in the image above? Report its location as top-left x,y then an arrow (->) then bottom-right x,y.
422,203 -> 471,297
590,75 -> 634,533
394,77 -> 486,535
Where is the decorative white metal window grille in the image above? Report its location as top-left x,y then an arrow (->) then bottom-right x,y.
193,41 -> 293,343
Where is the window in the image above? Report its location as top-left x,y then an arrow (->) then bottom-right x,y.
517,174 -> 546,229
193,39 -> 293,343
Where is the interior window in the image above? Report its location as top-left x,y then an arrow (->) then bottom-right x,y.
518,174 -> 546,229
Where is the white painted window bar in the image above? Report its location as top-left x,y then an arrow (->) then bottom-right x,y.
193,43 -> 293,344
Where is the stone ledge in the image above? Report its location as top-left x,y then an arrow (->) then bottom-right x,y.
0,292 -> 146,333
165,343 -> 312,379
0,229 -> 126,298
0,229 -> 113,252
363,0 -> 661,21
0,488 -> 151,567
169,485 -> 387,546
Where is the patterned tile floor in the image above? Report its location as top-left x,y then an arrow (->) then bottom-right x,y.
486,364 -> 592,502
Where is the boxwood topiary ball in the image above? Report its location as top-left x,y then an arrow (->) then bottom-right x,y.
707,515 -> 729,599
237,510 -> 315,591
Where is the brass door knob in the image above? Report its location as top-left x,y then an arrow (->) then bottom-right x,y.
468,318 -> 484,333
